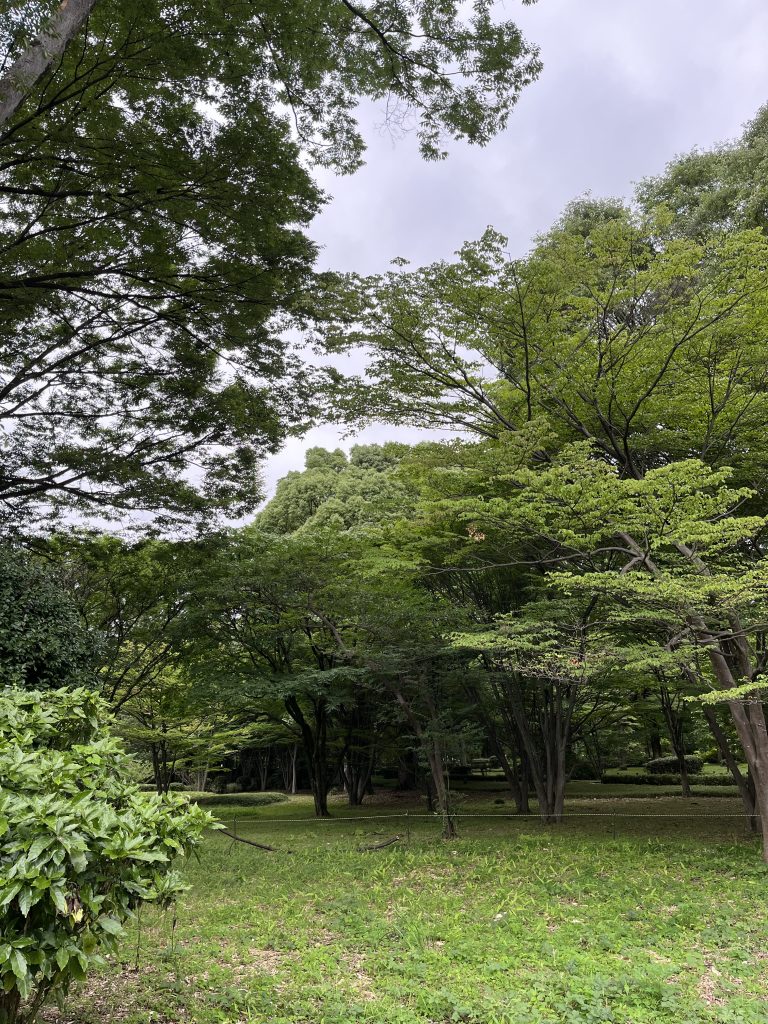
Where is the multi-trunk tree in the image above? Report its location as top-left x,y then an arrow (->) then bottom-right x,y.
326,198 -> 768,856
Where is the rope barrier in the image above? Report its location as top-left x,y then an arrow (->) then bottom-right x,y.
213,810 -> 759,823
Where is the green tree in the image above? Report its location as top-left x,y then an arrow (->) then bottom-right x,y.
49,534 -> 196,711
0,546 -> 96,690
0,1 -> 543,528
256,444 -> 414,535
329,204 -> 768,855
637,104 -> 768,238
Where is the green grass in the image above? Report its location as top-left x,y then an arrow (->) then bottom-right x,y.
43,792 -> 767,1024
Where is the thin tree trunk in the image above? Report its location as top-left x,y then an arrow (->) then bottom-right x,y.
0,986 -> 21,1023
397,749 -> 418,790
392,684 -> 456,837
467,680 -> 526,813
659,682 -> 691,798
702,703 -> 757,828
257,749 -> 270,791
0,0 -> 99,131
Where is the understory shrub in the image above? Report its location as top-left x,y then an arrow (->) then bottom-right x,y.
645,755 -> 703,774
601,771 -> 736,787
0,688 -> 212,1024
191,792 -> 288,808
569,760 -> 600,781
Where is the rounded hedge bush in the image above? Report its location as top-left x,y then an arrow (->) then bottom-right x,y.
645,755 -> 703,775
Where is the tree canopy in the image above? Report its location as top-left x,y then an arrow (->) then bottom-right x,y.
0,1 -> 542,530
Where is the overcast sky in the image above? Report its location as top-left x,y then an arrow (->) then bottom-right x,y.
262,0 -> 768,494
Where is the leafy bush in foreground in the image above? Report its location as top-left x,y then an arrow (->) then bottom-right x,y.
0,688 -> 212,1024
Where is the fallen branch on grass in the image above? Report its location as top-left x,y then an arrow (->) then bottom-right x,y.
219,828 -> 292,853
357,834 -> 402,851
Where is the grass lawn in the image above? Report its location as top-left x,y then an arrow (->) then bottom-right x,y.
43,791 -> 768,1024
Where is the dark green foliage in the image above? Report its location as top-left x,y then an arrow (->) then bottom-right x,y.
646,756 -> 703,775
0,547 -> 97,690
569,760 -> 601,781
601,772 -> 736,787
0,1 -> 542,529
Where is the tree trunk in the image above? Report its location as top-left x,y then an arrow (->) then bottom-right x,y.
284,696 -> 332,817
427,742 -> 456,838
727,696 -> 768,854
702,704 -> 757,828
257,749 -> 270,791
0,988 -> 21,1024
648,728 -> 663,761
0,0 -> 100,131
504,676 -> 575,823
392,685 -> 456,837
623,534 -> 768,857
469,682 -> 527,813
311,770 -> 330,817
659,682 -> 691,798
396,749 -> 418,790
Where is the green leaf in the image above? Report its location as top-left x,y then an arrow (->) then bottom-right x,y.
9,949 -> 27,981
95,915 -> 124,936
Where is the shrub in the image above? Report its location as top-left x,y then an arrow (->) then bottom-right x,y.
699,747 -> 722,765
600,771 -> 735,787
601,772 -> 694,786
225,782 -> 243,794
191,792 -> 288,808
0,688 -> 212,1024
645,755 -> 703,775
569,760 -> 600,781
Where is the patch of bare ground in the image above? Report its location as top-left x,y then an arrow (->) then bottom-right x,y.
696,963 -> 727,1007
339,952 -> 376,1001
237,947 -> 296,977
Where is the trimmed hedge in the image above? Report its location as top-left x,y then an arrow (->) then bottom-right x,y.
601,771 -> 736,787
190,791 -> 288,807
645,755 -> 703,775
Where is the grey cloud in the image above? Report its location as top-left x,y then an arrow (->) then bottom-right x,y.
262,0 -> 768,495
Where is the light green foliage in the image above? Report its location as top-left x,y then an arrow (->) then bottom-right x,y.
326,210 -> 768,488
637,104 -> 768,237
0,687 -> 212,1023
256,444 -> 415,535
